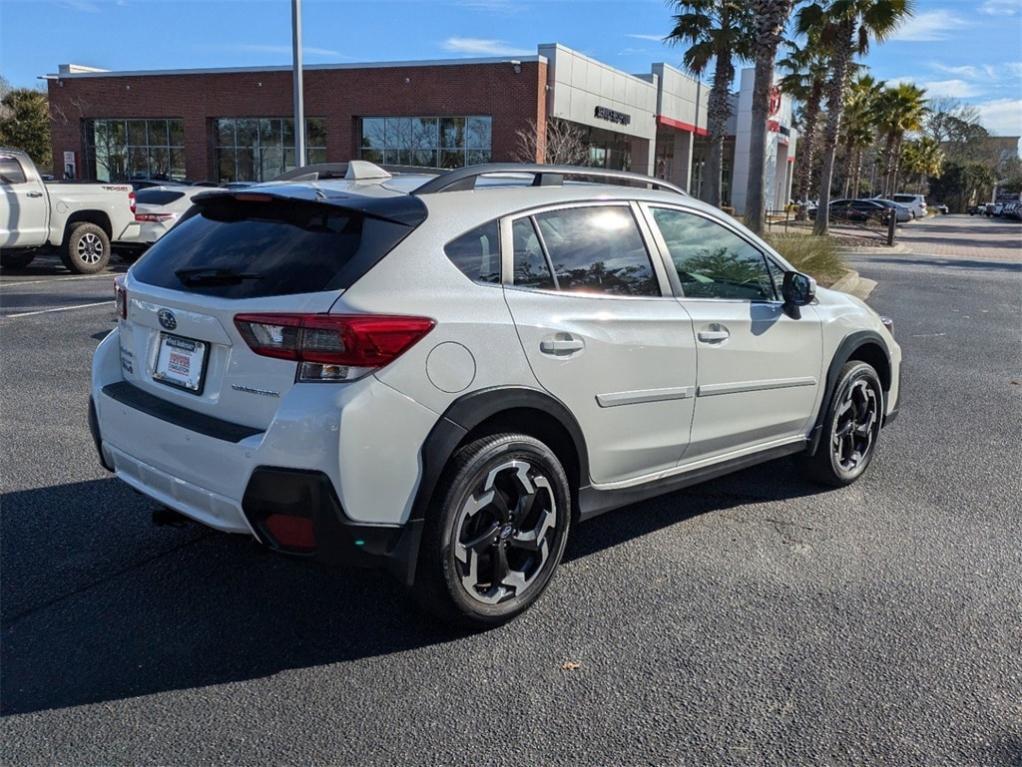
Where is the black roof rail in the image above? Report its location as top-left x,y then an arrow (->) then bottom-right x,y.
412,163 -> 688,196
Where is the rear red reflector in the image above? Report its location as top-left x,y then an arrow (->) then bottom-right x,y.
263,514 -> 316,550
128,190 -> 136,215
135,212 -> 175,222
234,313 -> 435,372
114,276 -> 127,319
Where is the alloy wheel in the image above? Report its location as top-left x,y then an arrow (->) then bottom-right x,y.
77,233 -> 105,264
453,459 -> 558,606
832,378 -> 880,473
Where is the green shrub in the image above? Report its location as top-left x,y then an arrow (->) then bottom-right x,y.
765,234 -> 847,286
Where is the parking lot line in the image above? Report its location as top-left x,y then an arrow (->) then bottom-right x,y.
4,301 -> 112,319
0,274 -> 117,289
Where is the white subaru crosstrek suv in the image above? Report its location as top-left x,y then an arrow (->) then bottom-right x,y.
90,162 -> 901,626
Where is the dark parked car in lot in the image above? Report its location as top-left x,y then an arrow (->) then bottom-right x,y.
809,199 -> 893,224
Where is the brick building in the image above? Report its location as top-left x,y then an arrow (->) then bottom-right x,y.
45,43 -> 797,212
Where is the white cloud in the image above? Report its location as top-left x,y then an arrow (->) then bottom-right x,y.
56,0 -> 100,11
979,0 -> 1020,15
975,98 -> 1022,135
889,10 -> 971,42
626,33 -> 666,42
213,44 -> 343,58
930,63 -> 983,79
920,79 -> 982,98
453,0 -> 524,12
1005,62 -> 1022,78
441,37 -> 532,56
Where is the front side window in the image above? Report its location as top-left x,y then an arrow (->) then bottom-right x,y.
359,116 -> 491,169
532,206 -> 660,297
214,117 -> 327,183
445,221 -> 500,284
651,207 -> 776,301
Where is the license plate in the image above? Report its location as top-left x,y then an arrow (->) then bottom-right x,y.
153,333 -> 207,393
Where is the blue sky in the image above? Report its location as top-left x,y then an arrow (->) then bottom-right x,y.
2,0 -> 1020,135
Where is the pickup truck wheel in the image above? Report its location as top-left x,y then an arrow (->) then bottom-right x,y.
0,252 -> 36,270
62,223 -> 110,274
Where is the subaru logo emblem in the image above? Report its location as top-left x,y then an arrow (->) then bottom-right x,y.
158,309 -> 177,331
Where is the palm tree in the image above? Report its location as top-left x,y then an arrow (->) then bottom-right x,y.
665,0 -> 754,207
799,0 -> 915,235
779,34 -> 832,214
840,73 -> 884,198
745,0 -> 796,235
875,82 -> 927,196
900,136 -> 944,192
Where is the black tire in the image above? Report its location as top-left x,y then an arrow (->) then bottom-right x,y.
412,433 -> 572,628
61,223 -> 110,274
800,361 -> 884,487
0,251 -> 36,270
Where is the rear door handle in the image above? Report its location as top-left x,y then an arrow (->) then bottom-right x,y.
697,328 -> 731,343
540,336 -> 584,355
26,191 -> 43,198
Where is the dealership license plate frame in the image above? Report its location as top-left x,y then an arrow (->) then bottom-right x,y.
153,332 -> 209,395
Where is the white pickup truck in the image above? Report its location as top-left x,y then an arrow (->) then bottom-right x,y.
1,147 -> 138,274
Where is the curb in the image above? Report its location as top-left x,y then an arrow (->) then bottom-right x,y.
837,242 -> 909,255
829,269 -> 878,302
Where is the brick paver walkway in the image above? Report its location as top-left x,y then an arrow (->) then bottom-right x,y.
895,214 -> 1022,263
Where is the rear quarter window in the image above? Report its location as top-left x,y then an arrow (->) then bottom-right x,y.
132,196 -> 418,299
444,220 -> 500,284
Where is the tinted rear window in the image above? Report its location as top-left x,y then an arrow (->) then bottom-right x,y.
132,197 -> 417,298
136,189 -> 186,205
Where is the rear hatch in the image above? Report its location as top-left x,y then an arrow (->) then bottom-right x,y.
118,188 -> 426,430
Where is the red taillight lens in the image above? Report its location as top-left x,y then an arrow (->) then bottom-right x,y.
135,212 -> 175,222
128,190 -> 136,215
114,276 -> 127,319
263,514 -> 316,551
233,313 -> 435,381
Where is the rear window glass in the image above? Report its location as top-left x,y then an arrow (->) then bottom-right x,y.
132,196 -> 416,298
444,221 -> 500,284
135,189 -> 186,205
0,156 -> 27,185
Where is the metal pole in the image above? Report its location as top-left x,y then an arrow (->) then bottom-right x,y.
291,0 -> 306,167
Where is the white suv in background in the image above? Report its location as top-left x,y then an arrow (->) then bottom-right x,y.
90,162 -> 901,626
890,193 -> 927,219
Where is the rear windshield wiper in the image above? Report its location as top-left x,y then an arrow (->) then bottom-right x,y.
175,267 -> 262,286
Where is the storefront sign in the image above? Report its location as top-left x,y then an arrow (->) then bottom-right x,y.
594,106 -> 631,126
63,150 -> 76,180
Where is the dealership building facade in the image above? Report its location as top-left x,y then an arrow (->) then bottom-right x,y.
46,43 -> 796,213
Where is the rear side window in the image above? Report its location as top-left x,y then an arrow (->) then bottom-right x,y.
132,197 -> 417,299
444,221 -> 500,284
135,189 -> 186,205
531,206 -> 659,297
512,218 -> 555,290
0,156 -> 27,185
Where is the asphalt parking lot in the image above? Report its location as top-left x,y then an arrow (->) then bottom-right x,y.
2,217 -> 1020,766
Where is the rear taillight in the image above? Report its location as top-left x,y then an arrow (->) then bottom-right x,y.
114,276 -> 127,319
128,190 -> 136,215
234,313 -> 435,382
135,212 -> 175,222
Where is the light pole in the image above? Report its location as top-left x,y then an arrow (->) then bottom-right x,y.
291,0 -> 306,168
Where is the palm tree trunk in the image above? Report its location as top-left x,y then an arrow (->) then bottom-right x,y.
841,132 -> 855,198
882,133 -> 897,196
851,147 -> 863,198
746,0 -> 792,235
813,26 -> 853,237
891,134 -> 904,194
703,52 -> 734,207
793,79 -> 822,221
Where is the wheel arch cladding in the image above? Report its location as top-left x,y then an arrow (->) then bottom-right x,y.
411,387 -> 590,525
808,330 -> 892,456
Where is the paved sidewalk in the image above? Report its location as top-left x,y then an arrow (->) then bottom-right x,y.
893,214 -> 1022,262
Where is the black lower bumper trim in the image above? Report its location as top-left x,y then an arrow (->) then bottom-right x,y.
88,395 -> 114,472
242,466 -> 422,582
102,381 -> 263,443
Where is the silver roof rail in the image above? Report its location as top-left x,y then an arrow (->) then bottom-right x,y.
412,163 -> 688,196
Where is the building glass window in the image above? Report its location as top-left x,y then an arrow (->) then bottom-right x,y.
214,117 -> 327,183
359,116 -> 491,168
84,118 -> 186,182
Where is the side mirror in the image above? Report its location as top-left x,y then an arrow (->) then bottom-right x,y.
782,271 -> 815,318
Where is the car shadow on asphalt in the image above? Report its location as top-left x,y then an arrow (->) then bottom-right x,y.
0,460 -> 822,717
863,256 -> 1022,272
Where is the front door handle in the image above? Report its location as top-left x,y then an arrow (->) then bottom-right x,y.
26,191 -> 43,198
540,335 -> 584,355
697,327 -> 731,343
